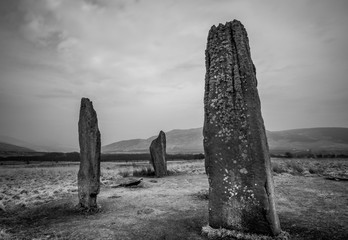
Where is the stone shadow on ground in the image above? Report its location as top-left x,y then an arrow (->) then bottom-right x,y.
0,199 -> 86,239
124,212 -> 208,240
0,195 -> 209,240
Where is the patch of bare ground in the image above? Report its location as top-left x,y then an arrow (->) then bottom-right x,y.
0,159 -> 347,239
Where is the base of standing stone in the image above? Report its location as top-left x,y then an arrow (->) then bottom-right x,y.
75,203 -> 101,213
201,225 -> 290,240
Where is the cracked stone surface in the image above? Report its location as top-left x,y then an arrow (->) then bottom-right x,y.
203,20 -> 281,236
78,97 -> 101,210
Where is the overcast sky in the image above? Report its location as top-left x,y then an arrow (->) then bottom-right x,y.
0,0 -> 348,151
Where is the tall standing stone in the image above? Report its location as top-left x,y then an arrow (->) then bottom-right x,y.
78,98 -> 101,210
149,131 -> 167,177
203,20 -> 281,236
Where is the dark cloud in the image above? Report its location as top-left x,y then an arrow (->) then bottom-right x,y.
0,0 -> 348,150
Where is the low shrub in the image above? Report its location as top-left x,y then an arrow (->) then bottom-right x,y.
118,170 -> 130,178
192,190 -> 209,200
286,161 -> 304,174
133,167 -> 155,177
167,169 -> 177,176
308,166 -> 324,175
272,161 -> 287,174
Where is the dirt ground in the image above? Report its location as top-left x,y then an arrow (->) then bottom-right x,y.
0,160 -> 347,240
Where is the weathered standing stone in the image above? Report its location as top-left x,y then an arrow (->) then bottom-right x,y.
203,20 -> 281,236
149,131 -> 167,177
78,98 -> 101,210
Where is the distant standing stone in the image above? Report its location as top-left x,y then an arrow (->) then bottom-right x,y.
78,98 -> 101,210
149,131 -> 167,177
203,20 -> 281,236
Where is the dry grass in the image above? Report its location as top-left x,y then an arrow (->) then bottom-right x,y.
1,159 -> 346,212
0,160 -> 205,211
271,158 -> 348,178
1,158 -> 346,212
202,225 -> 290,240
117,170 -> 131,178
0,165 -> 77,211
169,160 -> 205,174
191,189 -> 209,200
308,165 -> 325,175
285,161 -> 305,174
132,166 -> 155,177
0,158 -> 347,239
272,161 -> 288,174
129,160 -> 206,177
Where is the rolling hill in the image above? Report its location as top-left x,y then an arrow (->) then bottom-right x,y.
102,127 -> 348,154
0,142 -> 35,152
2,127 -> 348,155
0,135 -> 78,153
102,128 -> 203,154
0,135 -> 43,152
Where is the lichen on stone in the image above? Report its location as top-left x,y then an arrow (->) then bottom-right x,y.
204,20 -> 281,236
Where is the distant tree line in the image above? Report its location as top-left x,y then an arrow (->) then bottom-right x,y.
0,152 -> 205,162
270,151 -> 348,159
1,150 -> 347,163
0,152 -> 80,162
167,153 -> 205,160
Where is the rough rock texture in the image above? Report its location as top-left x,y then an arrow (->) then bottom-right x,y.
203,20 -> 281,236
78,98 -> 101,210
149,131 -> 167,177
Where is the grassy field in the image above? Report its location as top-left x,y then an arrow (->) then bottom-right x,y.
0,158 -> 347,239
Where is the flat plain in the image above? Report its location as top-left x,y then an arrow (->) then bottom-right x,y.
0,159 -> 347,240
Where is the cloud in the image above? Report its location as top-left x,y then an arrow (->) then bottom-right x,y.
171,62 -> 202,71
0,0 -> 348,149
36,88 -> 75,99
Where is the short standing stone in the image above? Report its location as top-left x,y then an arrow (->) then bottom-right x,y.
78,97 -> 101,210
203,20 -> 281,236
149,131 -> 167,177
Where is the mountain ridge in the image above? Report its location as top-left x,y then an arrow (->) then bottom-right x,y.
0,135 -> 78,153
0,142 -> 35,152
102,127 -> 348,154
2,127 -> 348,154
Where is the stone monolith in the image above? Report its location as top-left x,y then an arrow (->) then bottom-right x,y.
149,131 -> 167,177
203,20 -> 281,236
78,97 -> 101,210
